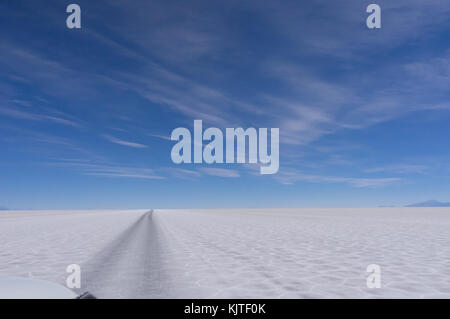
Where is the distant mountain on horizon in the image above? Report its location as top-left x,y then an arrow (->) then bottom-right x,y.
406,200 -> 450,207
0,206 -> 9,210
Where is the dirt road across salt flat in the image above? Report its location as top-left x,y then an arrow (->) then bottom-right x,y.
1,208 -> 450,298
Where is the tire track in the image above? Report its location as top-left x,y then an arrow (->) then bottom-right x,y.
79,210 -> 168,298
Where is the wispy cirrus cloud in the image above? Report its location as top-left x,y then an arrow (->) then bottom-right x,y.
0,125 -> 97,158
363,164 -> 429,174
48,161 -> 164,180
166,167 -> 203,180
198,167 -> 241,178
255,0 -> 450,58
102,134 -> 148,149
147,133 -> 172,141
0,106 -> 80,127
276,169 -> 401,188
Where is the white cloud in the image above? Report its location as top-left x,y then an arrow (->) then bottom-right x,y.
198,167 -> 240,178
0,106 -> 80,127
148,133 -> 171,141
50,161 -> 164,180
102,134 -> 148,149
276,169 -> 401,188
167,168 -> 203,179
363,165 -> 428,174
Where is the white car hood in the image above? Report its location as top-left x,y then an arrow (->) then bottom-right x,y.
0,276 -> 77,299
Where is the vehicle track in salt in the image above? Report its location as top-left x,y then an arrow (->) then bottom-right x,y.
80,211 -> 169,298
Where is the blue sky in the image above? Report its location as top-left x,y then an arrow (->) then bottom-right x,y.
1,0 -> 450,209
